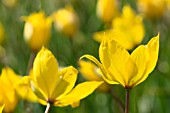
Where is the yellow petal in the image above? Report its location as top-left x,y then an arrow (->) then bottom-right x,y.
15,76 -> 37,102
100,38 -> 138,87
54,81 -> 103,107
0,105 -> 4,113
131,34 -> 159,86
70,101 -> 80,108
30,81 -> 47,101
80,55 -> 118,84
0,68 -> 19,112
51,66 -> 78,100
79,60 -> 102,81
145,34 -> 159,74
33,47 -> 59,100
1,67 -> 20,87
131,45 -> 149,87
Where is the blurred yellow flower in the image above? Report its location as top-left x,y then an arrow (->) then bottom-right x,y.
31,47 -> 102,107
79,60 -> 110,92
52,5 -> 79,37
94,5 -> 145,50
0,105 -> 4,113
22,12 -> 52,51
81,34 -> 159,89
15,75 -> 37,102
0,67 -> 20,112
0,23 -> 5,44
96,0 -> 119,23
2,0 -> 17,8
137,0 -> 167,19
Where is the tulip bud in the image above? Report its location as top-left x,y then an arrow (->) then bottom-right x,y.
2,0 -> 17,8
23,12 -> 52,52
96,0 -> 118,23
137,0 -> 166,19
52,5 -> 79,37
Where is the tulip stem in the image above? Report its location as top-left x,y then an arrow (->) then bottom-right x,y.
27,52 -> 36,74
45,103 -> 51,113
125,89 -> 130,113
110,88 -> 124,113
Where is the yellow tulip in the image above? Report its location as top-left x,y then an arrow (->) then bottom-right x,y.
81,34 -> 159,89
23,12 -> 52,51
31,47 -> 103,107
52,5 -> 79,37
79,60 -> 110,92
137,0 -> 166,19
96,0 -> 118,23
94,5 -> 145,50
0,67 -> 20,112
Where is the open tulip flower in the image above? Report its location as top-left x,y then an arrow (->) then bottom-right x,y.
30,47 -> 103,109
81,34 -> 159,89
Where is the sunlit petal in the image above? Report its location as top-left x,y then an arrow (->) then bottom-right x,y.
33,47 -> 59,99
80,55 -> 118,84
51,66 -> 78,100
100,38 -> 138,87
54,81 -> 103,107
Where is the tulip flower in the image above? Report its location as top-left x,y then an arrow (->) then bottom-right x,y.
22,12 -> 52,51
79,60 -> 110,92
82,34 -> 159,113
94,5 -> 145,50
137,0 -> 166,19
96,0 -> 119,23
0,67 -> 20,112
52,5 -> 79,37
81,34 -> 159,89
31,47 -> 102,112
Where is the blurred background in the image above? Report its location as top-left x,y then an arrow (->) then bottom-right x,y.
0,0 -> 170,113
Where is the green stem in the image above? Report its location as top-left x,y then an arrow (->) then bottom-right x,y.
125,89 -> 130,113
110,88 -> 124,113
26,52 -> 36,74
45,103 -> 51,113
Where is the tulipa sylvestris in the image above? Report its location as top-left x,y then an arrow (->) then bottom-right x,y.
52,5 -> 79,37
81,34 -> 159,89
30,47 -> 103,109
22,12 -> 52,52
